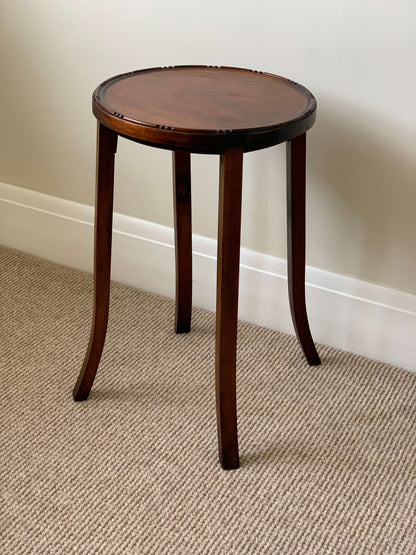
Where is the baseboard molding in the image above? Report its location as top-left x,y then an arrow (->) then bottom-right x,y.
1,181 -> 415,372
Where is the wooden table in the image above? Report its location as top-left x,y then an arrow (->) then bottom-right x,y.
73,66 -> 320,470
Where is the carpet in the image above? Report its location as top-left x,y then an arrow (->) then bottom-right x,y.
1,245 -> 415,553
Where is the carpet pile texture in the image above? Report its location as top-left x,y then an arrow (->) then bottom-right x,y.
1,246 -> 415,553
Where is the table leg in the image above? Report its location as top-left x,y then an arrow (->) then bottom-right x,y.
73,123 -> 118,401
172,151 -> 192,333
286,133 -> 321,365
216,148 -> 244,469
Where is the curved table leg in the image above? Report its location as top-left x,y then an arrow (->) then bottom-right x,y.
215,148 -> 244,470
286,133 -> 321,366
73,123 -> 118,401
172,151 -> 192,333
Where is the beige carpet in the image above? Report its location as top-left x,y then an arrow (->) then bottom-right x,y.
1,245 -> 415,554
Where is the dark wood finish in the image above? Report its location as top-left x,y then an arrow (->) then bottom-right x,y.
92,66 -> 316,154
73,123 -> 118,401
172,151 -> 192,333
73,66 -> 320,469
215,148 -> 244,470
286,134 -> 321,366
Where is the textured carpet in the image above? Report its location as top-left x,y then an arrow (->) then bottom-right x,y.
0,245 -> 415,554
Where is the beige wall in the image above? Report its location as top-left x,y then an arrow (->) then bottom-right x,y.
1,0 -> 415,294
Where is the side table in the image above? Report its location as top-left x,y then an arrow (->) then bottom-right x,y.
73,66 -> 320,470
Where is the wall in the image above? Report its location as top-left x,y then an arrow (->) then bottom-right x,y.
2,0 -> 415,294
1,3 -> 415,317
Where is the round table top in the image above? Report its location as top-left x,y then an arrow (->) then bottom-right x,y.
93,66 -> 316,153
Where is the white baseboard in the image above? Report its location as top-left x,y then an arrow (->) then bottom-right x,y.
1,181 -> 415,372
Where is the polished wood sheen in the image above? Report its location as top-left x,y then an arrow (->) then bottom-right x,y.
216,148 -> 244,470
73,65 -> 320,470
286,134 -> 321,365
73,123 -> 117,401
172,151 -> 192,333
92,66 -> 316,153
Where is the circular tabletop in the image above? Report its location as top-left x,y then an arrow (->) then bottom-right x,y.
93,66 -> 316,153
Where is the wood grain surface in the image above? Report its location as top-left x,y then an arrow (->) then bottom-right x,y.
93,66 -> 316,153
